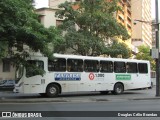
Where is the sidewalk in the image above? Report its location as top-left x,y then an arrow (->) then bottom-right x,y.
0,86 -> 160,103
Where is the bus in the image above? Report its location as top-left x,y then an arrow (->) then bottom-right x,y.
14,53 -> 152,97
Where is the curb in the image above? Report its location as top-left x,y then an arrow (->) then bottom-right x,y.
129,97 -> 160,101
0,97 -> 160,103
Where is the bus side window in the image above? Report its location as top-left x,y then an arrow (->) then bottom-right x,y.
138,63 -> 148,73
26,60 -> 44,77
67,59 -> 83,72
48,58 -> 66,72
84,60 -> 99,72
126,62 -> 137,73
114,62 -> 126,73
100,61 -> 113,73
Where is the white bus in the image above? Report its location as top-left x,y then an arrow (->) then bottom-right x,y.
14,53 -> 152,97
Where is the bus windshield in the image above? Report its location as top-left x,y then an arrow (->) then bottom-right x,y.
15,65 -> 24,83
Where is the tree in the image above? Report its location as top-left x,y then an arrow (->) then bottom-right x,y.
103,40 -> 132,58
48,26 -> 66,54
56,0 -> 130,56
0,0 -> 57,65
136,45 -> 155,70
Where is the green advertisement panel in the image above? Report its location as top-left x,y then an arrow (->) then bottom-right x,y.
116,74 -> 131,80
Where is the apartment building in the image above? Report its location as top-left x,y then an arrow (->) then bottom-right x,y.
116,0 -> 133,52
36,7 -> 61,28
131,0 -> 152,48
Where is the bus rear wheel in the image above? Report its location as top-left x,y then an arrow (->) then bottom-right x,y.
112,83 -> 124,95
46,84 -> 59,97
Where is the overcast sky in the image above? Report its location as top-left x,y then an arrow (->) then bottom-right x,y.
34,0 -> 49,9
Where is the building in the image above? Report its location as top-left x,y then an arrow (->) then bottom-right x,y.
36,7 -> 62,28
116,0 -> 134,52
131,0 -> 152,48
0,59 -> 15,88
47,0 -> 133,48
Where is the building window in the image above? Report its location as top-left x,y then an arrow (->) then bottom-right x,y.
3,59 -> 10,72
56,20 -> 63,27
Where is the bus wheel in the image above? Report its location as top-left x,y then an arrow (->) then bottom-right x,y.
46,84 -> 59,97
112,83 -> 124,95
100,91 -> 109,95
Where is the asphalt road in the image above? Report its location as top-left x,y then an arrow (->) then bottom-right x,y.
0,99 -> 160,120
0,86 -> 159,103
0,86 -> 160,120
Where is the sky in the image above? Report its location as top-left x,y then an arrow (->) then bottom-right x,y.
34,0 -> 49,9
35,0 -> 156,18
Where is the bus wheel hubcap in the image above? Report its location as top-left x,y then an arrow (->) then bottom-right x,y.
50,87 -> 56,94
117,87 -> 122,93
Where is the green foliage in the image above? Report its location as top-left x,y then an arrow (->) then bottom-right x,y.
103,40 -> 132,58
56,0 -> 130,56
48,26 -> 66,54
136,45 -> 152,60
0,41 -> 7,59
136,45 -> 155,70
0,0 -> 57,68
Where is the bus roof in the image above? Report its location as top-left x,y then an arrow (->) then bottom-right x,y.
53,53 -> 150,63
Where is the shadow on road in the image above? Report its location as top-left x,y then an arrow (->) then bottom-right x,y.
0,88 -> 151,99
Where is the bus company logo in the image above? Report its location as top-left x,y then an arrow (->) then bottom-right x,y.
1,112 -> 11,118
1,112 -> 42,118
55,73 -> 81,81
89,73 -> 95,80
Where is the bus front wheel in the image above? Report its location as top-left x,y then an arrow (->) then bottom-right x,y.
112,83 -> 124,95
46,84 -> 59,97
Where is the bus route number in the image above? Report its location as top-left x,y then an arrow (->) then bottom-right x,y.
95,74 -> 104,77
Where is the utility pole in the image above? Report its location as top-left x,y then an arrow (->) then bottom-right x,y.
155,0 -> 160,96
134,0 -> 160,96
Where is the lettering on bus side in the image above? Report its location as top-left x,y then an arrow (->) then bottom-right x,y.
95,74 -> 104,77
88,73 -> 104,80
116,74 -> 131,80
54,73 -> 81,81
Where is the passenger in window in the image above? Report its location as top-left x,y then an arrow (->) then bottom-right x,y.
96,63 -> 100,72
67,65 -> 71,72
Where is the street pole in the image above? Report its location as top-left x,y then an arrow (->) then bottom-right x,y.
155,0 -> 160,96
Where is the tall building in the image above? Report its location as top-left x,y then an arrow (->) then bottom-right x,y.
48,0 -> 132,46
47,0 -> 152,52
117,0 -> 132,35
116,0 -> 132,50
131,0 -> 152,48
